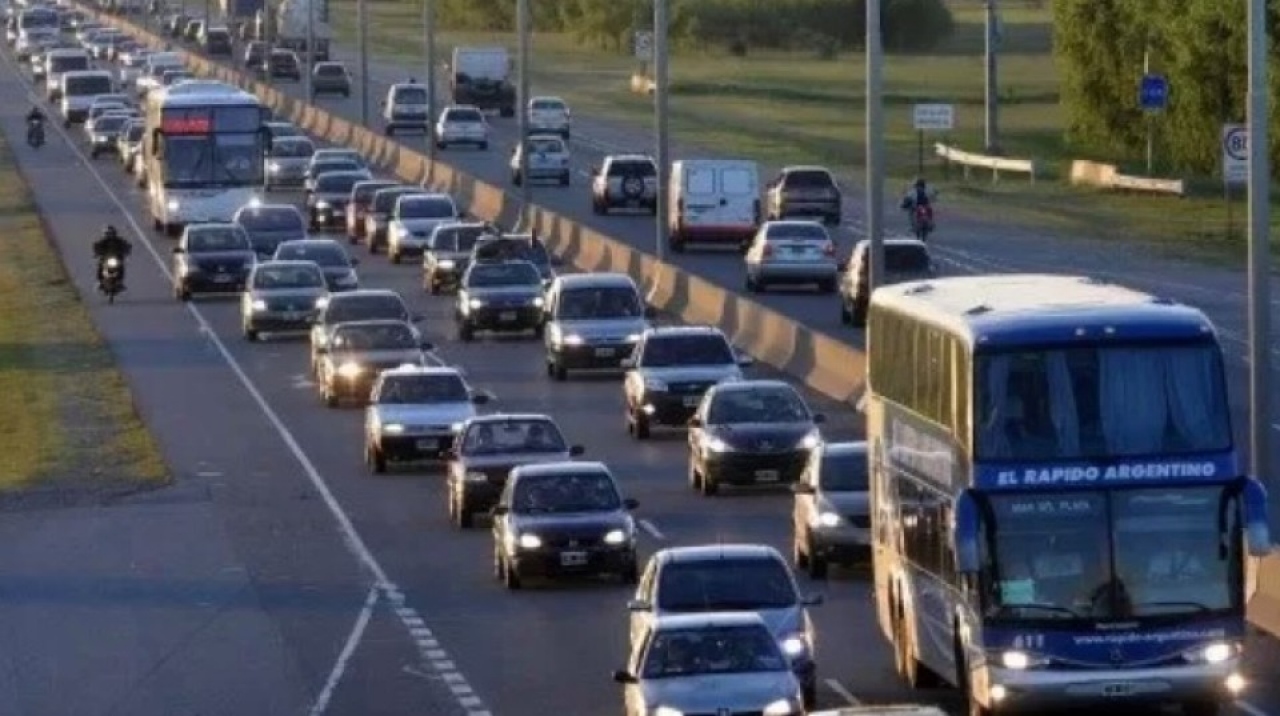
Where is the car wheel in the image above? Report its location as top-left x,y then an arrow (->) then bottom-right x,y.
631,408 -> 650,440
802,682 -> 818,710
243,325 -> 259,341
390,249 -> 401,264
365,442 -> 387,474
621,558 -> 639,585
323,384 -> 339,408
806,536 -> 829,579
699,467 -> 719,496
174,284 -> 191,302
532,323 -> 545,339
455,496 -> 473,528
502,555 -> 522,590
550,360 -> 567,381
851,299 -> 868,327
428,278 -> 440,295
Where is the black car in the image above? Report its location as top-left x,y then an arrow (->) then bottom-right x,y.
232,203 -> 307,258
273,238 -> 360,292
314,319 -> 433,407
263,49 -> 301,80
203,27 -> 231,56
470,233 -> 557,286
491,461 -> 639,589
311,61 -> 351,98
445,414 -> 584,528
309,289 -> 419,375
304,159 -> 363,195
172,223 -> 256,299
307,170 -> 370,230
622,326 -> 753,438
455,260 -> 546,341
687,379 -> 825,496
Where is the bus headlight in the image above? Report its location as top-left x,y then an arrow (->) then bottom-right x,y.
1186,642 -> 1235,664
337,362 -> 363,378
1000,650 -> 1048,670
166,199 -> 179,211
816,511 -> 841,528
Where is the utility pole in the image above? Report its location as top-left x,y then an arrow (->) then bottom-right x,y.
303,0 -> 314,97
983,0 -> 1000,153
865,0 -> 884,294
357,0 -> 369,125
1246,0 -> 1272,490
424,0 -> 437,167
653,0 -> 669,262
515,0 -> 530,230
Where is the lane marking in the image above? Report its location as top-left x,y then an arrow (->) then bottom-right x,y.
309,585 -> 379,716
824,678 -> 861,706
638,519 -> 665,540
2,51 -> 495,716
1239,701 -> 1271,716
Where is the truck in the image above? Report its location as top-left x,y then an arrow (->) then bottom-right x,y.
450,47 -> 514,117
275,0 -> 330,62
219,0 -> 264,22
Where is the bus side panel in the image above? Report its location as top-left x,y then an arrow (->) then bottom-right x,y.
868,397 -> 896,645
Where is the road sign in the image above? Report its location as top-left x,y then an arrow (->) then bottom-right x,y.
912,103 -> 954,131
1139,73 -> 1168,111
633,31 -> 653,61
1223,123 -> 1248,184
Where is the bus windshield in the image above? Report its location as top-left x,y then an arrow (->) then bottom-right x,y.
975,342 -> 1230,462
162,134 -> 264,188
985,486 -> 1239,623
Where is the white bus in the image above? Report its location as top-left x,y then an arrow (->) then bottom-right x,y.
144,90 -> 268,236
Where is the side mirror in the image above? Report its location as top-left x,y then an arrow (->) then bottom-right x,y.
569,444 -> 585,456
801,593 -> 825,607
611,669 -> 637,685
643,306 -> 657,319
620,358 -> 635,369
410,313 -> 424,323
420,340 -> 435,350
625,599 -> 650,612
623,497 -> 639,510
812,413 -> 826,424
471,392 -> 490,405
688,416 -> 702,428
792,483 -> 815,494
490,505 -> 508,517
172,246 -> 184,253
736,354 -> 755,367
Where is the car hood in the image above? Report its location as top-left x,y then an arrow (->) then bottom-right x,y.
460,451 -> 573,471
820,490 -> 870,516
552,318 -> 647,341
248,228 -> 306,240
317,265 -> 355,278
188,250 -> 255,265
640,365 -> 742,384
467,285 -> 543,300
373,402 -> 476,427
330,348 -> 425,369
708,422 -> 816,451
395,218 -> 451,236
510,511 -> 630,535
641,671 -> 797,712
253,287 -> 326,299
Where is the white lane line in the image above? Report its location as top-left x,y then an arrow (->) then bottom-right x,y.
824,678 -> 861,706
308,585 -> 379,716
1239,701 -> 1271,716
3,51 -> 495,716
638,519 -> 665,540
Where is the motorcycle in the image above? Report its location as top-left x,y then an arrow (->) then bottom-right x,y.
27,118 -> 44,148
911,203 -> 934,241
100,256 -> 125,303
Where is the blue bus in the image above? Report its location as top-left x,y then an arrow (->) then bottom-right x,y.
864,274 -> 1270,716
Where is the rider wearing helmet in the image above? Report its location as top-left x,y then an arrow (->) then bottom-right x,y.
93,225 -> 133,288
899,177 -> 936,235
26,105 -> 45,124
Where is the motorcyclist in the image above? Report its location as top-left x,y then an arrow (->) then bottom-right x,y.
899,177 -> 936,233
93,225 -> 133,290
26,106 -> 45,145
26,106 -> 45,125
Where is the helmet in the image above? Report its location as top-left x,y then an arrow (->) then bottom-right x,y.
914,178 -> 926,189
408,76 -> 417,83
103,225 -> 119,239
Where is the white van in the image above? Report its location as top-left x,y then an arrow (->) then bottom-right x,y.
668,159 -> 761,252
44,48 -> 91,100
137,52 -> 183,96
59,69 -> 114,124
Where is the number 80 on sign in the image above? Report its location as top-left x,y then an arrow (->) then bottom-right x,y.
1222,123 -> 1248,185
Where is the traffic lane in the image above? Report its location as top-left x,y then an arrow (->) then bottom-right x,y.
0,69 -> 471,715
1242,627 -> 1280,716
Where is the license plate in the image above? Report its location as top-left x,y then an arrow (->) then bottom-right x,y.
594,347 -> 614,358
560,551 -> 588,567
1101,682 -> 1137,697
755,469 -> 781,482
498,311 -> 517,322
682,396 -> 701,407
415,438 -> 438,450
213,274 -> 234,283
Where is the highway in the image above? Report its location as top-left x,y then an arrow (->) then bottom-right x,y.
5,16 -> 1280,716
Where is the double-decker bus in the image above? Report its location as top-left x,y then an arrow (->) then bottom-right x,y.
144,88 -> 268,237
865,274 -> 1270,716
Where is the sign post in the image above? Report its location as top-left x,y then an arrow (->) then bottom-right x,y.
1138,60 -> 1168,174
633,29 -> 653,77
1222,123 -> 1249,241
912,104 -> 954,177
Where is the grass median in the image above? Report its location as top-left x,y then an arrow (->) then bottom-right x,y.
0,135 -> 167,495
331,0 -> 1280,265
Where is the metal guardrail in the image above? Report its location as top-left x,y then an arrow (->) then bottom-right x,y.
1069,159 -> 1185,196
935,142 -> 1039,183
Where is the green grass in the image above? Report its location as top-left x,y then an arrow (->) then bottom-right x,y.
333,0 -> 1280,265
0,137 -> 168,492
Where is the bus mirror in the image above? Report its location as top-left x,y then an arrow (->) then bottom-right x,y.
1241,477 -> 1272,557
953,489 -> 981,574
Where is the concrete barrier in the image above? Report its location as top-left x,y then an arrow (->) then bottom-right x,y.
935,142 -> 1040,183
628,73 -> 655,96
1069,159 -> 1185,197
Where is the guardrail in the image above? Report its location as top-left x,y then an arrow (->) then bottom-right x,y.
935,142 -> 1040,183
1069,159 -> 1186,197
90,10 -> 868,407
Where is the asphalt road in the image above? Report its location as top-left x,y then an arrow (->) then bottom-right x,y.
9,25 -> 1280,716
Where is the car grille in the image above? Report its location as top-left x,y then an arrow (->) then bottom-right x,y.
686,712 -> 764,716
539,528 -> 607,549
266,298 -> 315,312
845,515 -> 871,528
486,296 -> 536,308
666,380 -> 714,395
196,260 -> 247,273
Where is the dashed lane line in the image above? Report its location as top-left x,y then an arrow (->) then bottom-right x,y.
824,678 -> 861,706
638,519 -> 665,540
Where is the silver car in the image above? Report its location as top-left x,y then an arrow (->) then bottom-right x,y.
510,134 -> 570,186
272,238 -> 360,292
364,365 -> 490,472
628,544 -> 822,708
386,193 -> 460,264
240,260 -> 330,341
117,118 -> 144,171
791,441 -> 869,579
264,136 -> 315,190
614,611 -> 804,716
838,237 -> 935,327
434,105 -> 489,150
743,220 -> 839,293
422,222 -> 487,295
543,272 -> 654,380
622,326 -> 753,438
87,112 -> 130,159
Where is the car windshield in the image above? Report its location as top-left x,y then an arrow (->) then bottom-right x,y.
395,87 -> 428,104
399,197 -> 455,219
708,387 -> 810,424
268,123 -> 301,137
608,160 -> 656,177
271,139 -> 314,158
64,75 -> 111,94
377,374 -> 468,404
657,557 -> 798,611
639,335 -> 734,368
473,238 -> 549,267
641,625 -> 788,679
447,108 -> 482,123
510,471 -> 620,514
95,116 -> 126,132
331,323 -> 417,351
353,182 -> 398,204
310,160 -> 359,178
819,450 -> 867,491
374,190 -> 419,213
276,244 -> 348,267
324,295 -> 406,323
461,419 -> 566,455
557,287 -> 641,320
316,64 -> 345,76
188,227 -> 249,252
526,137 -> 564,154
125,123 -> 144,141
467,262 -> 541,288
782,169 -> 835,189
766,223 -> 829,242
315,150 -> 361,164
875,244 -> 930,273
531,98 -> 565,111
253,265 -> 322,288
240,208 -> 302,231
316,173 -> 362,194
430,226 -> 484,252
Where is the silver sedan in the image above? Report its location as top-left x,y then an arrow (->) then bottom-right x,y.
743,220 -> 839,293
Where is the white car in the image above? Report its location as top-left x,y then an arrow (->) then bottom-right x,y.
510,134 -> 571,187
386,193 -> 460,264
363,365 -> 490,473
527,95 -> 570,138
434,105 -> 488,150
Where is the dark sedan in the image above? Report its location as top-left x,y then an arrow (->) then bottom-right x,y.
172,223 -> 256,299
491,461 -> 639,589
233,203 -> 308,258
314,319 -> 434,407
688,379 -> 825,496
307,170 -> 372,230
455,260 -> 546,341
273,238 -> 360,292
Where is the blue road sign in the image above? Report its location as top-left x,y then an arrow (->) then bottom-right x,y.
1140,74 -> 1169,111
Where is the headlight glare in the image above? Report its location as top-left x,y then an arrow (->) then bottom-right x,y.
1001,650 -> 1033,670
382,423 -> 405,434
799,431 -> 821,450
1200,642 -> 1234,664
560,334 -> 584,346
653,708 -> 684,716
337,361 -> 363,378
643,378 -> 667,391
763,699 -> 796,716
166,199 -> 178,211
626,333 -> 642,342
468,298 -> 484,309
705,436 -> 729,452
603,529 -> 627,545
532,296 -> 544,307
251,298 -> 267,311
780,635 -> 806,657
517,533 -> 542,549
817,511 -> 841,528
438,259 -> 455,269
464,471 -> 486,482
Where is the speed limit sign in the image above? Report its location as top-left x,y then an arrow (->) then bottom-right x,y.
1223,123 -> 1248,185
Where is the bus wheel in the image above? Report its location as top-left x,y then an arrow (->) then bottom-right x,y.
893,610 -> 934,689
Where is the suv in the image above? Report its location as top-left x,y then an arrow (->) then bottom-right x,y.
590,154 -> 657,215
382,82 -> 431,136
838,237 -> 935,327
765,165 -> 842,225
543,272 -> 654,380
621,326 -> 753,439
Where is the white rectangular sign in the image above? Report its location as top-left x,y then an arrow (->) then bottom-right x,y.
1222,123 -> 1248,185
633,31 -> 653,61
913,103 -> 955,131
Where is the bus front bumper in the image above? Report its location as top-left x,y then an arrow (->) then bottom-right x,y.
973,658 -> 1245,712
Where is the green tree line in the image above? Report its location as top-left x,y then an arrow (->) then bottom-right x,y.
426,0 -> 955,54
1056,0 -> 1280,175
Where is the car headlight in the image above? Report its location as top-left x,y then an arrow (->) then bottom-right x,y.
438,259 -> 455,269
268,161 -> 280,172
603,529 -> 628,545
166,199 -> 178,211
247,196 -> 262,208
780,635 -> 807,657
251,299 -> 267,311
643,378 -> 667,391
104,257 -> 121,268
763,699 -> 796,716
560,334 -> 584,346
381,423 -> 405,435
1000,650 -> 1049,670
532,296 -> 544,307
450,422 -> 465,433
798,431 -> 821,450
626,333 -> 643,342
464,471 -> 487,482
316,200 -> 330,209
653,708 -> 684,716
705,436 -> 730,452
816,511 -> 841,528
517,533 -> 542,549
1185,642 -> 1235,664
315,296 -> 330,308
468,298 -> 484,309
337,361 -> 363,378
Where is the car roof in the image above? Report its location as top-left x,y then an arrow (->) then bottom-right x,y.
820,440 -> 867,458
709,379 -> 792,395
781,165 -> 834,175
253,260 -> 321,271
328,288 -> 403,300
443,104 -> 482,113
653,612 -> 767,631
607,154 -> 655,163
379,364 -> 462,378
315,147 -> 360,155
315,170 -> 371,181
526,133 -> 565,142
511,461 -> 611,479
331,318 -> 413,330
398,192 -> 453,203
763,219 -> 828,231
277,238 -> 343,250
853,237 -> 928,250
652,544 -> 786,565
642,325 -> 725,339
554,272 -> 636,290
464,413 -> 556,425
238,203 -> 298,213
